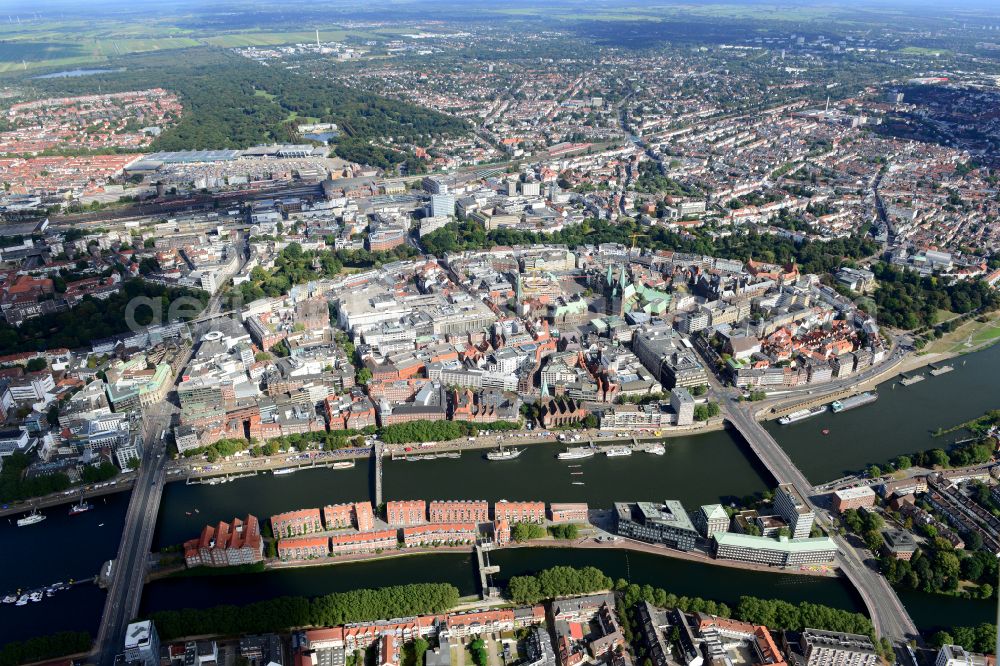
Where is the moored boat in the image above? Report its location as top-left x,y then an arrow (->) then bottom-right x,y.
17,509 -> 45,527
557,446 -> 595,460
831,392 -> 878,413
486,444 -> 524,461
778,405 -> 828,425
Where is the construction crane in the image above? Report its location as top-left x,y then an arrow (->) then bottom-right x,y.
629,233 -> 649,251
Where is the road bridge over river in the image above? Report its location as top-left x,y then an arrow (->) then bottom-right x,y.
724,401 -> 921,647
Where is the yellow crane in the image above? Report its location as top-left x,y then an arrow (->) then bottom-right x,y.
629,233 -> 648,251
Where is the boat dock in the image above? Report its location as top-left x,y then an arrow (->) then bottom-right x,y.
899,374 -> 925,386
2,576 -> 95,607
929,364 -> 954,376
185,471 -> 259,485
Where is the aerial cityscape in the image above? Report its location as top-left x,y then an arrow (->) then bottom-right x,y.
1,1 -> 1000,666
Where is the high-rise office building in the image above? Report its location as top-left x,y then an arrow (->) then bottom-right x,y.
124,621 -> 160,666
774,483 -> 815,539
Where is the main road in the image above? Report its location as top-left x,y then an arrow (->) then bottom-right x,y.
692,335 -> 921,651
90,268 -> 234,665
724,403 -> 920,645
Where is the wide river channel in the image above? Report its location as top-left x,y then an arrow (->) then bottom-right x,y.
3,343 -> 999,646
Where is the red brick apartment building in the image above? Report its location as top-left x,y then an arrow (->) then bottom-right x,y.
494,518 -> 511,546
323,502 -> 375,531
386,500 -> 426,526
329,529 -> 398,555
277,536 -> 329,561
401,522 -> 478,547
494,500 -> 545,523
183,515 -> 264,568
831,486 -> 876,513
429,500 -> 489,524
271,508 -> 323,537
549,503 -> 589,524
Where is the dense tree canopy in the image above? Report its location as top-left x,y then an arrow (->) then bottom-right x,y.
32,48 -> 469,170
0,279 -> 208,352
736,597 -> 873,635
421,218 -> 878,276
235,242 -> 418,301
149,583 -> 459,640
0,631 -> 92,666
507,566 -> 613,604
871,262 -> 999,330
379,419 -> 520,445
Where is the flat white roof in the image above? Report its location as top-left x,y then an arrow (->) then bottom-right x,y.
833,486 -> 876,500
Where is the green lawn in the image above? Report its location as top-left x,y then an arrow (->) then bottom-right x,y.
971,318 -> 1000,346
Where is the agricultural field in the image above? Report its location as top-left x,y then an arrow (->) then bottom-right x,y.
0,19 -> 403,73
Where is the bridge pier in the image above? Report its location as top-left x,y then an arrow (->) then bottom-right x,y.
475,544 -> 500,600
373,442 -> 383,508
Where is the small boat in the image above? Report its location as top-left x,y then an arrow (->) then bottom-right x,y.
604,446 -> 632,457
29,591 -> 43,602
194,509 -> 199,513
568,465 -> 582,468
331,460 -> 355,469
2,594 -> 16,604
98,523 -> 105,527
571,472 -> 584,476
15,595 -> 28,606
571,482 -> 585,486
273,468 -> 297,475
69,500 -> 93,516
185,511 -> 192,516
822,429 -> 830,435
645,443 -> 665,455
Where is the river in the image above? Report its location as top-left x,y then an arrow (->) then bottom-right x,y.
152,430 -> 771,548
764,342 -> 1000,483
139,547 -> 978,635
0,492 -> 130,645
4,345 -> 1000,646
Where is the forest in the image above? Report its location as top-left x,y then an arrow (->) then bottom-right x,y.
0,280 -> 209,352
148,583 -> 460,640
28,48 -> 469,171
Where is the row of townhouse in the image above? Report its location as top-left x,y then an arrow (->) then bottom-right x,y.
277,525 -> 478,561
272,500 -> 589,536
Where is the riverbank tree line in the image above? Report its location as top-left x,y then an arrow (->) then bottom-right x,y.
148,583 -> 460,640
378,419 -> 521,445
930,624 -> 995,655
507,566 -> 873,636
175,416 -> 525,461
0,631 -> 91,666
